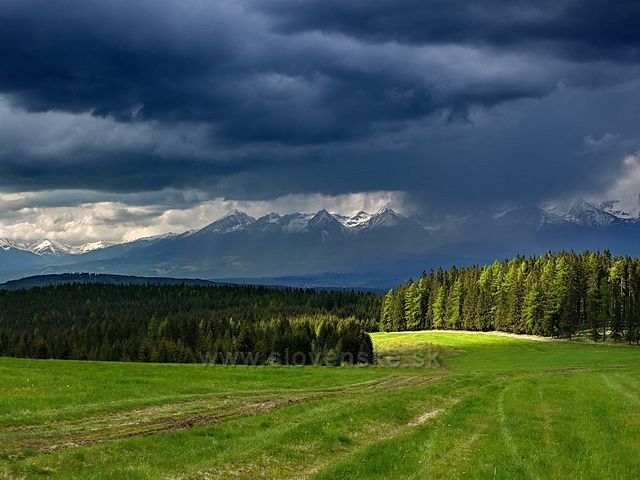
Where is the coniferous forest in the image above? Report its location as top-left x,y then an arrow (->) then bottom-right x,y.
0,284 -> 379,364
381,251 -> 640,343
4,250 -> 640,366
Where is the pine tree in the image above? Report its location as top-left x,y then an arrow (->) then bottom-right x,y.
476,266 -> 494,331
404,281 -> 423,330
445,277 -> 463,329
523,277 -> 543,334
598,277 -> 611,342
432,286 -> 446,329
609,260 -> 625,341
376,251 -> 640,344
585,253 -> 601,341
541,257 -> 558,336
380,289 -> 403,332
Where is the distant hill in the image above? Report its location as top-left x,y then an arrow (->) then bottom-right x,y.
0,273 -> 217,290
0,272 -> 383,293
214,273 -> 387,293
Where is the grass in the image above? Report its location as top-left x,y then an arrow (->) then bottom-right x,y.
1,331 -> 639,478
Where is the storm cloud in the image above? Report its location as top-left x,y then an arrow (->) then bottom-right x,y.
0,0 -> 639,241
259,0 -> 640,63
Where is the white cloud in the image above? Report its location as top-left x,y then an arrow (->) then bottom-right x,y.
599,152 -> 640,217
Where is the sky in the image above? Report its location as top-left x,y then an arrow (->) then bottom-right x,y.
1,0 -> 639,244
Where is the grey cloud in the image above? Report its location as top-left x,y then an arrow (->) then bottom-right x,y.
2,0 -> 627,148
0,0 -> 638,225
258,0 -> 640,63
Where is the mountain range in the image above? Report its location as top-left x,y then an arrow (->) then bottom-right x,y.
0,238 -> 115,256
2,201 -> 640,288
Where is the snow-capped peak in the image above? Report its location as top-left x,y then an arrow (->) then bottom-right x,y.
338,211 -> 372,228
221,209 -> 245,219
309,209 -> 334,223
262,212 -> 282,223
27,239 -> 76,256
307,209 -> 343,229
0,237 -> 119,256
77,241 -> 117,254
375,205 -> 396,215
495,206 -> 569,229
248,212 -> 282,231
596,200 -> 635,220
365,205 -> 409,229
0,238 -> 20,251
198,209 -> 256,234
278,212 -> 314,233
564,199 -> 621,228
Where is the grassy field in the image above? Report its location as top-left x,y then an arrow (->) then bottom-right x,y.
1,332 -> 639,479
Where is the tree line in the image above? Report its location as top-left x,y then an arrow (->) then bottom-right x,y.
380,251 -> 640,342
0,283 -> 379,364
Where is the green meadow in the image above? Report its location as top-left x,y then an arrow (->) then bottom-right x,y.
1,331 -> 639,479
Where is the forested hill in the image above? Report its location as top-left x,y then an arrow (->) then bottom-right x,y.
0,273 -> 218,290
0,283 -> 380,364
381,251 -> 640,343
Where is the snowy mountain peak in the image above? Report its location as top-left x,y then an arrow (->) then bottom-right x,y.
339,211 -> 372,228
310,209 -> 334,222
495,206 -> 569,229
77,241 -> 117,254
305,210 -> 345,241
539,198 -> 638,228
221,209 -> 243,218
565,199 -> 621,228
278,213 -> 313,233
366,206 -> 409,229
375,205 -> 397,215
0,237 -> 117,255
567,198 -> 598,215
259,210 -> 346,235
249,212 -> 282,231
199,210 -> 256,233
597,200 -> 636,220
27,239 -> 76,256
263,212 -> 282,223
308,209 -> 343,229
0,238 -> 19,251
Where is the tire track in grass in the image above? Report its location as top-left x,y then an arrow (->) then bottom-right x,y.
4,375 -> 411,435
0,376 -> 397,428
405,377 -> 510,480
0,375 -> 438,455
497,381 -> 536,479
536,384 -> 555,462
177,374 -> 448,480
0,375 -> 408,428
297,406 -> 450,480
305,376 -> 508,480
600,374 -> 640,404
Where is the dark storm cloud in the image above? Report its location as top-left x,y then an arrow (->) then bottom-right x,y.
0,0 -> 619,146
0,153 -> 257,193
258,0 -> 640,63
0,1 -> 240,120
0,0 -> 639,216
